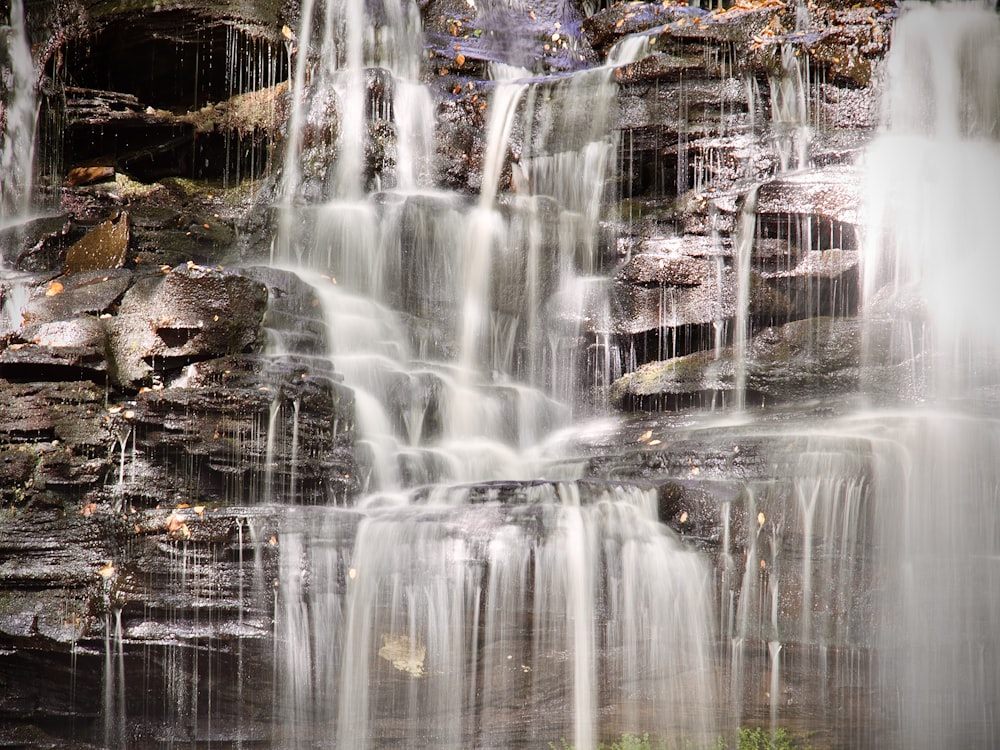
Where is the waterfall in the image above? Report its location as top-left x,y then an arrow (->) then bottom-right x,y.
266,3 -> 723,747
0,0 -> 36,226
732,184 -> 759,413
269,3 -> 656,494
25,0 -> 996,746
275,485 -> 717,749
0,0 -> 37,335
862,4 -> 1000,747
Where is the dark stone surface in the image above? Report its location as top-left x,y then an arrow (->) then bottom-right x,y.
107,264 -> 268,387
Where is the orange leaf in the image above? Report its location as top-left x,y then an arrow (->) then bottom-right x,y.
64,166 -> 114,187
45,280 -> 64,297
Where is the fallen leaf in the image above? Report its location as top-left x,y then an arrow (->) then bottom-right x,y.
45,280 -> 64,297
99,562 -> 116,578
79,502 -> 98,517
64,166 -> 114,187
456,53 -> 466,67
166,513 -> 192,540
166,513 -> 184,533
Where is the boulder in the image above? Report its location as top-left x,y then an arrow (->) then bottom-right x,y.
0,379 -> 113,507
0,317 -> 110,381
755,165 -> 864,226
423,0 -> 597,74
746,316 -> 862,399
114,354 -> 358,508
612,263 -> 735,335
610,347 -> 735,410
610,316 -> 866,410
107,264 -> 267,387
619,251 -> 718,287
0,215 -> 79,273
20,269 -> 132,328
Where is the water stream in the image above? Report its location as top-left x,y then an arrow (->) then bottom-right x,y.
265,4 -> 717,746
269,2 -> 1000,748
0,0 -> 37,334
861,4 -> 1000,746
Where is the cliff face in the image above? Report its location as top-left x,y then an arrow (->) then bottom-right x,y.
0,0 -> 896,746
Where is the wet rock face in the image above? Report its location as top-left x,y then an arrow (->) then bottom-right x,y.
108,263 -> 267,387
588,2 -> 890,379
423,0 -> 597,75
26,0 -> 290,187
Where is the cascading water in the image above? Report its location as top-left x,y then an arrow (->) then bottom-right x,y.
862,3 -> 1000,747
267,2 -> 719,748
0,0 -> 35,224
0,0 -> 37,334
274,485 -> 716,749
10,1 -> 1000,747
271,0 -> 659,493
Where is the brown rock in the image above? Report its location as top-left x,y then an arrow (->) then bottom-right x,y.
64,211 -> 130,274
108,264 -> 268,387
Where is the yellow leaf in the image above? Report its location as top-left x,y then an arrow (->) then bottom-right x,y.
99,562 -> 116,578
166,513 -> 184,533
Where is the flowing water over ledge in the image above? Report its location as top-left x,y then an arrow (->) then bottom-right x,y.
1,1 -> 999,749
